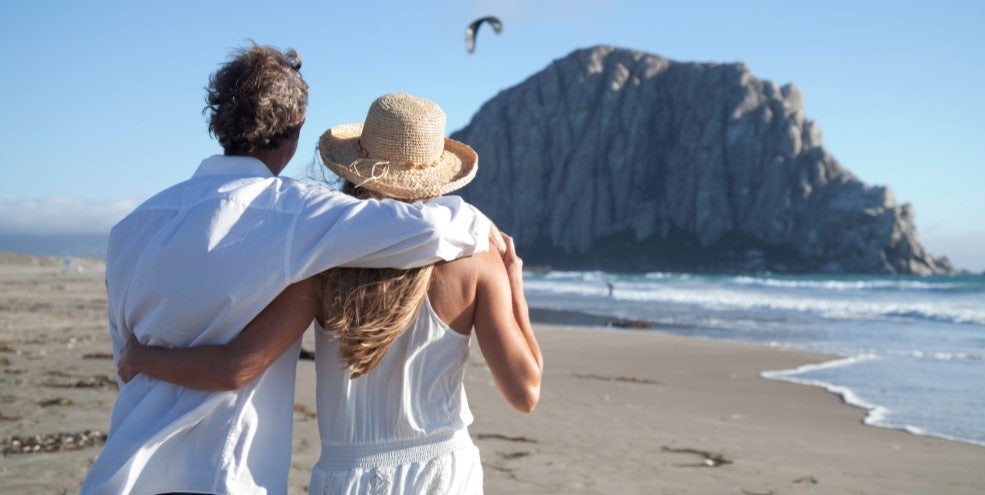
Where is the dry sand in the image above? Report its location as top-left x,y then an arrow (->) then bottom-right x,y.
0,256 -> 982,494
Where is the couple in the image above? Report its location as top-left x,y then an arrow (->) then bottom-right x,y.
81,44 -> 542,495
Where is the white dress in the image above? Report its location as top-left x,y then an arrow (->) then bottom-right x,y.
309,297 -> 483,494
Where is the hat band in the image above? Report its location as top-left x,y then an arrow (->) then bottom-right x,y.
357,139 -> 443,170
347,160 -> 390,189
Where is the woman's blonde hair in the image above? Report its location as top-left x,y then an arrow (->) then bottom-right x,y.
319,182 -> 434,378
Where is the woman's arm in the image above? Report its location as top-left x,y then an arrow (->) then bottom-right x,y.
472,236 -> 543,412
118,278 -> 320,391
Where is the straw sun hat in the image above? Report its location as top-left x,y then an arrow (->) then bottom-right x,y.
318,93 -> 478,201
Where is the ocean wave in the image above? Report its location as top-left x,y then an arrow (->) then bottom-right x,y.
762,354 -> 880,378
728,275 -> 964,292
531,271 -> 985,293
541,270 -> 610,282
884,349 -> 985,362
762,357 -> 885,427
880,424 -> 985,447
880,308 -> 985,326
763,356 -> 985,447
524,279 -> 985,327
524,279 -> 609,297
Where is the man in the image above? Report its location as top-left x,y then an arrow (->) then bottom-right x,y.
81,44 -> 494,495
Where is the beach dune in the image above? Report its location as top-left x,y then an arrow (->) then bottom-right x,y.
0,257 -> 982,494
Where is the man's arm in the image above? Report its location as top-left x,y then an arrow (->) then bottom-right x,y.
288,192 -> 496,283
118,278 -> 319,390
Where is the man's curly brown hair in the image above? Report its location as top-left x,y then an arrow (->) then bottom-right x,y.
205,44 -> 308,155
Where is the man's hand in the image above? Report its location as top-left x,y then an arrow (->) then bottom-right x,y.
118,334 -> 141,383
488,221 -> 508,255
499,233 -> 523,287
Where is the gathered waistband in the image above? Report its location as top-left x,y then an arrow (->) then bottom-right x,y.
316,429 -> 475,470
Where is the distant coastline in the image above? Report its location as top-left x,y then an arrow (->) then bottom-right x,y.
0,233 -> 108,260
1,231 -> 976,276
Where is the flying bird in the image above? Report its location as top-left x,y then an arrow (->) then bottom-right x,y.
465,16 -> 502,54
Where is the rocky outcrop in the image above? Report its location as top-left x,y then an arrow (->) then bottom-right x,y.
453,45 -> 951,274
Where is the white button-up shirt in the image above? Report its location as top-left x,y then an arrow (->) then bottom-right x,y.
81,155 -> 489,495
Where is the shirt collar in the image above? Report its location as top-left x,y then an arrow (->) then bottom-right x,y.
192,154 -> 275,179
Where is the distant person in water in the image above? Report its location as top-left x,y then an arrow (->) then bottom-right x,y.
81,46 -> 496,495
119,93 -> 543,494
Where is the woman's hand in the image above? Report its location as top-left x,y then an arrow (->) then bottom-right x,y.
118,333 -> 142,383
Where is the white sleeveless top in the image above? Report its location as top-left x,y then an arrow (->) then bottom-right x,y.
309,297 -> 485,494
314,297 -> 474,447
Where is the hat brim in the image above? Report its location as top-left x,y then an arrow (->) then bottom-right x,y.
318,124 -> 478,201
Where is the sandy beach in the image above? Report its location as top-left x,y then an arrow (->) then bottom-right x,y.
0,255 -> 982,494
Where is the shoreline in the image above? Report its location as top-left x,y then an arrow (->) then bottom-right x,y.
454,324 -> 984,494
1,260 -> 982,494
531,304 -> 985,450
762,360 -> 985,449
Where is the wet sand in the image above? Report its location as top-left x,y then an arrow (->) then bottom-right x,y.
1,255 -> 982,494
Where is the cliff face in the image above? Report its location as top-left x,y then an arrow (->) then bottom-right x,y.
453,46 -> 951,274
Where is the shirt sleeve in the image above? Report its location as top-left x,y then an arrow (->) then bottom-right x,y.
286,190 -> 491,283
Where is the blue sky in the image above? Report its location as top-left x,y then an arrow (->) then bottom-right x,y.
1,0 -> 983,271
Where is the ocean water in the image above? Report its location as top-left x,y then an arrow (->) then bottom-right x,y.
522,270 -> 985,447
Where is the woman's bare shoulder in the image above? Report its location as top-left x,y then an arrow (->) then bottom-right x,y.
430,249 -> 499,311
427,249 -> 500,333
433,248 -> 501,280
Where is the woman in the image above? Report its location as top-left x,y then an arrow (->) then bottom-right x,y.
119,93 -> 543,494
